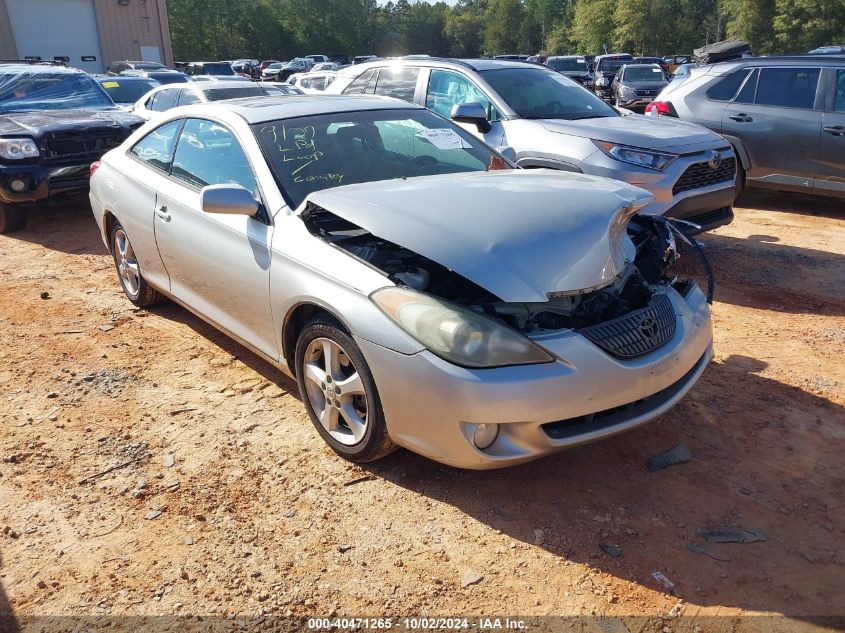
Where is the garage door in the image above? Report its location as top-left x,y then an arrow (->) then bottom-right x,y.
6,0 -> 104,73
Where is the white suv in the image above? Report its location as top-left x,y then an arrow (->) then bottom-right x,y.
327,58 -> 738,231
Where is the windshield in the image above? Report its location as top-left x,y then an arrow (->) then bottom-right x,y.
267,64 -> 282,70
480,68 -> 617,120
203,86 -> 265,101
253,108 -> 504,208
548,58 -> 588,72
99,79 -> 158,104
201,64 -> 234,76
596,59 -> 629,73
623,66 -> 667,82
0,71 -> 115,112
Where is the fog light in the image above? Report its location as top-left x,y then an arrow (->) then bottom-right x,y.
10,179 -> 26,192
473,423 -> 499,450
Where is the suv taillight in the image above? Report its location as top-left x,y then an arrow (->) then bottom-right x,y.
645,101 -> 677,117
90,161 -> 101,177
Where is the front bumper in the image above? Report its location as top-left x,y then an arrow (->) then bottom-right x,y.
358,285 -> 713,469
617,95 -> 654,110
595,86 -> 613,99
582,144 -> 737,230
0,162 -> 91,205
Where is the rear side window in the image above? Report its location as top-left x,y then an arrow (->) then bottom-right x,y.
755,67 -> 820,109
835,70 -> 845,113
707,69 -> 751,101
734,69 -> 758,104
343,68 -> 375,95
130,119 -> 183,172
150,88 -> 179,112
177,89 -> 201,106
373,67 -> 420,102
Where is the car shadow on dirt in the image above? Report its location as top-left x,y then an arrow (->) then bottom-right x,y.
697,232 -> 845,317
737,190 -> 845,222
0,552 -> 19,632
365,354 -> 844,621
148,301 -> 300,396
2,199 -> 105,256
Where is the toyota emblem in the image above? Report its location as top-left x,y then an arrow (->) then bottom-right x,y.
639,316 -> 659,342
708,151 -> 722,170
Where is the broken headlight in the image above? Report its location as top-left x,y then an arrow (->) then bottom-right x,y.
0,138 -> 39,160
593,141 -> 676,171
371,287 -> 554,368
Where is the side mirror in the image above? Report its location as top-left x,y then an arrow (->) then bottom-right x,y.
495,146 -> 517,163
451,102 -> 492,133
200,184 -> 259,216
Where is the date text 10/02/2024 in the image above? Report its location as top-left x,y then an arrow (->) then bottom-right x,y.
307,618 -> 528,630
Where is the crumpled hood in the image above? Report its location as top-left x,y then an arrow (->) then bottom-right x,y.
0,109 -> 142,136
540,113 -> 721,150
304,170 -> 653,303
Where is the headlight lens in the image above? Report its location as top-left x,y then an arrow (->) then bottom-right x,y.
619,85 -> 635,96
593,140 -> 677,171
371,287 -> 554,368
0,138 -> 39,160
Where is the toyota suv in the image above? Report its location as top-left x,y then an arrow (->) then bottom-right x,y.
327,57 -> 737,231
645,56 -> 845,199
0,62 -> 142,233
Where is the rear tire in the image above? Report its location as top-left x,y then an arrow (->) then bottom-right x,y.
0,203 -> 27,234
295,317 -> 396,463
109,221 -> 165,308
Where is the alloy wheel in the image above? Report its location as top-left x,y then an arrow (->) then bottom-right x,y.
302,337 -> 368,446
113,229 -> 141,298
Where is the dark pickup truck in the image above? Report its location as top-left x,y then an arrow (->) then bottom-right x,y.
0,62 -> 143,233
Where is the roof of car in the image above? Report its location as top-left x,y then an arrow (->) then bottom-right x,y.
96,75 -> 156,82
0,62 -> 83,74
338,57 -> 545,76
704,54 -> 845,73
205,95 -> 422,124
623,63 -> 662,69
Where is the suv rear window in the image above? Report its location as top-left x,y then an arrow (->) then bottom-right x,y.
706,69 -> 751,101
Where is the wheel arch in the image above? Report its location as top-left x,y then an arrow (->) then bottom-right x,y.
282,301 -> 350,375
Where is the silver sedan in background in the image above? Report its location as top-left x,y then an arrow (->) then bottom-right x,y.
89,95 -> 713,469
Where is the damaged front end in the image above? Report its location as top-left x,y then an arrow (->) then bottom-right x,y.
301,202 -> 712,361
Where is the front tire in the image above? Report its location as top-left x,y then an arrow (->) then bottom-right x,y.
0,203 -> 27,234
109,221 -> 164,308
295,317 -> 395,463
734,158 -> 747,203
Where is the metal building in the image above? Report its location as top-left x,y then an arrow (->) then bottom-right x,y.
0,0 -> 173,73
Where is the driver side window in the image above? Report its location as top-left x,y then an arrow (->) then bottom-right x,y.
171,119 -> 257,194
426,69 -> 500,122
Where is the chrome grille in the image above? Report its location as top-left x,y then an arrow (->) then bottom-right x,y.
577,294 -> 676,358
673,155 -> 736,195
635,88 -> 660,97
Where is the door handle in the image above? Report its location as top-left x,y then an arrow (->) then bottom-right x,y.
155,205 -> 171,221
823,125 -> 845,136
729,113 -> 753,122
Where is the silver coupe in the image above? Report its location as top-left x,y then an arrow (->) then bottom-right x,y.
89,95 -> 713,469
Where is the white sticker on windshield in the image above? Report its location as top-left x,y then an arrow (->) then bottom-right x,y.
419,128 -> 472,150
652,68 -> 663,72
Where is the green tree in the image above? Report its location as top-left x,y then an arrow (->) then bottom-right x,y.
724,0 -> 778,53
573,0 -> 616,53
483,0 -> 527,54
773,0 -> 845,52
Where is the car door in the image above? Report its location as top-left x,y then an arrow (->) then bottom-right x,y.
119,119 -> 185,290
815,68 -> 845,196
423,68 -> 505,147
722,66 -> 823,190
154,117 -> 278,359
